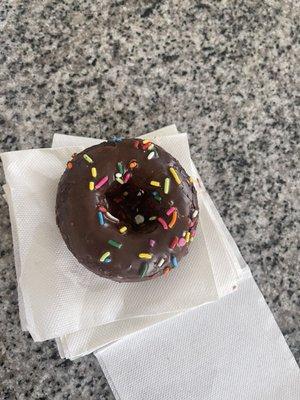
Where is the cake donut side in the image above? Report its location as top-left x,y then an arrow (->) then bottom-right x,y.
56,138 -> 199,282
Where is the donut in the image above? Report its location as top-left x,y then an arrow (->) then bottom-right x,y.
56,138 -> 199,282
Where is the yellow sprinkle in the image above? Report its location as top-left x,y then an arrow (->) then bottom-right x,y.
100,251 -> 111,262
138,253 -> 153,260
186,232 -> 191,243
119,226 -> 127,234
143,139 -> 151,144
91,167 -> 97,178
89,181 -> 95,191
189,176 -> 194,184
169,167 -> 181,185
183,231 -> 187,238
164,178 -> 170,194
150,180 -> 160,187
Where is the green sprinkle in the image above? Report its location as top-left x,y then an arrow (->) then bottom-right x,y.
83,154 -> 93,163
117,162 -> 124,174
139,262 -> 149,278
164,178 -> 170,194
108,239 -> 122,249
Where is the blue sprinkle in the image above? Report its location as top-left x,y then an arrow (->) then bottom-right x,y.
97,211 -> 104,225
171,255 -> 179,268
104,258 -> 111,264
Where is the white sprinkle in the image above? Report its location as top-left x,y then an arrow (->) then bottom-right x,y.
192,210 -> 199,218
149,216 -> 157,221
147,151 -> 155,160
135,214 -> 145,225
158,258 -> 165,267
106,212 -> 119,223
123,191 -> 128,196
115,172 -> 122,178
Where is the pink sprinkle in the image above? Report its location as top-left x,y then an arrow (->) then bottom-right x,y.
178,237 -> 186,247
123,172 -> 131,183
188,219 -> 196,228
149,239 -> 155,247
95,176 -> 109,189
157,217 -> 168,230
166,206 -> 176,216
190,229 -> 196,237
98,206 -> 107,212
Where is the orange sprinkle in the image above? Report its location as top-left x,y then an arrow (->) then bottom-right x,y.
163,267 -> 171,277
168,210 -> 178,228
129,159 -> 138,169
67,161 -> 73,169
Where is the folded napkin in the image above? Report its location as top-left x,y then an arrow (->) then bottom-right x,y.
1,126 -> 238,348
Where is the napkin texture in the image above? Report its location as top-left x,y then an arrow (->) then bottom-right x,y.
1,127 -> 238,342
95,272 -> 300,400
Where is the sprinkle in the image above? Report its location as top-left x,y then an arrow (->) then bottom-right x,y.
148,143 -> 155,151
97,211 -> 104,225
100,251 -> 111,262
129,159 -> 138,169
158,258 -> 165,267
149,239 -> 155,247
119,226 -> 127,234
148,151 -> 155,160
190,229 -> 197,237
116,177 -> 124,185
164,178 -> 170,194
163,267 -> 171,277
108,239 -> 122,249
157,217 -> 168,230
142,142 -> 152,150
89,181 -> 95,191
143,139 -> 151,144
123,172 -> 131,183
150,180 -> 160,187
169,167 -> 181,185
133,140 -> 140,149
185,232 -> 191,243
67,161 -> 73,169
171,255 -> 179,268
138,253 -> 153,260
135,214 -> 145,225
139,262 -> 149,278
182,231 -> 187,238
152,191 -> 162,202
98,206 -> 107,212
117,162 -> 124,174
91,167 -> 97,178
95,176 -> 109,189
178,237 -> 186,247
83,154 -> 93,163
192,210 -> 199,218
169,236 -> 179,249
123,191 -> 129,196
189,176 -> 194,184
168,210 -> 178,229
115,172 -> 122,178
166,206 -> 176,216
103,258 -> 111,264
149,216 -> 157,221
188,219 -> 196,228
106,212 -> 119,223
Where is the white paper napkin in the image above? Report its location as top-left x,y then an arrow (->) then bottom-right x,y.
1,126 -> 238,343
51,128 -> 243,359
95,271 -> 300,400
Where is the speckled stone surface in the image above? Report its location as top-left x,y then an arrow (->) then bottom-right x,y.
0,1 -> 299,398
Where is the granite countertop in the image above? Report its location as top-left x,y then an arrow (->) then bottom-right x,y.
0,1 -> 299,399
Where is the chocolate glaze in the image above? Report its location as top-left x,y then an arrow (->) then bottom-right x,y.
56,139 -> 199,282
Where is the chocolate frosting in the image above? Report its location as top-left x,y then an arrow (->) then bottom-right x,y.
56,138 -> 199,282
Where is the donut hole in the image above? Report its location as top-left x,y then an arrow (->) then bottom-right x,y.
105,181 -> 161,233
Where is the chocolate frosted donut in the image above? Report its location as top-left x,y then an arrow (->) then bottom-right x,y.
56,138 -> 199,282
